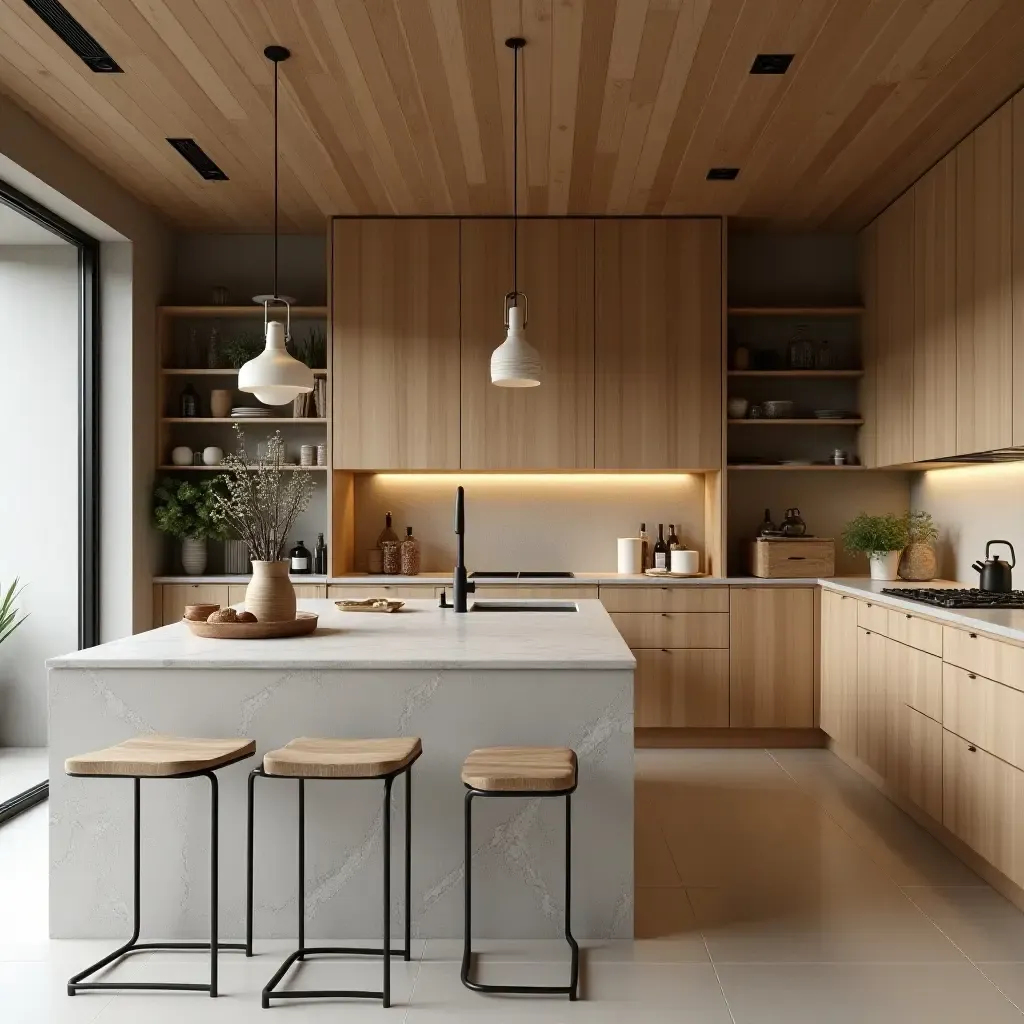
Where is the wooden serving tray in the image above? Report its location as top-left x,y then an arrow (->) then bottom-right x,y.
184,611 -> 318,639
335,599 -> 405,613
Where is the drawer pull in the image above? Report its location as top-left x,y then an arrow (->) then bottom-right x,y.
906,614 -> 912,619
663,613 -> 670,619
661,648 -> 670,654
968,745 -> 977,753
968,673 -> 977,680
787,556 -> 806,561
970,633 -> 978,639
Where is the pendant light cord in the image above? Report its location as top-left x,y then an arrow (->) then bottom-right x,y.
512,40 -> 518,299
273,56 -> 279,300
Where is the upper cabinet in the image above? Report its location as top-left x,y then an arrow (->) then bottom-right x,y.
913,153 -> 957,462
460,220 -> 595,470
1013,95 -> 1024,446
955,104 -> 1013,455
332,219 -> 461,469
595,220 -> 722,470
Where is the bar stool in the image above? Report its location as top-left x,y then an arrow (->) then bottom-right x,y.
64,734 -> 256,997
246,736 -> 421,1009
460,746 -> 579,1001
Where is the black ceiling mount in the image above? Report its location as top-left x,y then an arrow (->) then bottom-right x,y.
750,53 -> 794,75
264,45 -> 291,62
23,0 -> 122,72
505,36 -> 526,50
166,138 -> 229,181
707,167 -> 740,181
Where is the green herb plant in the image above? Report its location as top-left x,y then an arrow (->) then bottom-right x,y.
153,478 -> 230,541
842,512 -> 909,555
905,510 -> 938,545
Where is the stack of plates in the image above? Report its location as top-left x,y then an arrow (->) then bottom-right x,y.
231,407 -> 272,418
813,409 -> 847,419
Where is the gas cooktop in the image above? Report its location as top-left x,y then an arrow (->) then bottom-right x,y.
880,587 -> 1024,609
469,571 -> 575,579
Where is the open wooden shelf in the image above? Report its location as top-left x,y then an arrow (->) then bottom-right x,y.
161,367 -> 328,376
161,417 -> 327,424
728,464 -> 866,471
158,464 -> 327,471
727,370 -> 863,378
728,306 -> 864,316
728,418 -> 863,426
158,305 -> 328,317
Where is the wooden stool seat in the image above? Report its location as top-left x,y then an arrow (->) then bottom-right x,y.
461,746 -> 577,793
65,735 -> 256,777
263,737 -> 422,779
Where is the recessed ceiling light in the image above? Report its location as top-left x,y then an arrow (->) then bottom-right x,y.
750,53 -> 794,75
707,168 -> 740,181
22,0 -> 122,73
166,139 -> 229,181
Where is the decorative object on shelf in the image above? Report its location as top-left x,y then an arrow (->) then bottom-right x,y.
751,537 -> 835,578
170,446 -> 193,467
763,400 -> 795,419
898,510 -> 939,582
211,285 -> 229,306
727,397 -> 749,419
788,325 -> 815,369
202,446 -> 224,466
179,383 -> 198,417
210,389 -> 232,419
0,577 -> 27,648
224,538 -> 251,575
748,403 -> 764,418
153,477 -> 229,577
223,332 -> 263,370
185,609 -> 318,639
381,539 -> 401,575
815,339 -> 834,369
210,426 -> 316,620
814,409 -> 848,419
289,539 -> 312,574
733,345 -> 750,370
299,444 -> 315,467
671,548 -> 700,574
192,451 -> 204,466
758,508 -> 777,537
231,406 -> 272,418
290,326 -> 327,369
314,533 -> 327,575
842,512 -> 908,582
780,508 -> 807,537
367,548 -> 383,573
400,526 -> 421,575
207,327 -> 220,369
237,46 -> 315,407
490,37 -> 541,389
316,443 -> 327,467
832,448 -> 849,465
617,537 -> 642,575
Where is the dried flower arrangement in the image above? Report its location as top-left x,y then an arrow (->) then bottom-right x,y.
212,426 -> 315,562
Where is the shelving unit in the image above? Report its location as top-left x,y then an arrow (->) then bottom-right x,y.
158,464 -> 327,472
161,367 -> 328,376
728,306 -> 864,316
727,370 -> 863,378
158,305 -> 328,318
727,464 -> 865,471
728,418 -> 863,426
161,417 -> 327,424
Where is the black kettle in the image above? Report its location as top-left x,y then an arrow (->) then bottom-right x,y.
972,540 -> 1016,593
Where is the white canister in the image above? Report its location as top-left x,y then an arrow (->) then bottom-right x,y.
202,446 -> 224,466
617,537 -> 642,575
170,446 -> 193,466
671,549 -> 700,575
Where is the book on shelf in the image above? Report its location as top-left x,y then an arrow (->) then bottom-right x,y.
291,376 -> 327,419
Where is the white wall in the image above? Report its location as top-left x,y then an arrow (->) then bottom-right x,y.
0,244 -> 79,744
911,464 -> 1024,583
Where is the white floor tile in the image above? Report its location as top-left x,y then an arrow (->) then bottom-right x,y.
903,886 -> 1024,962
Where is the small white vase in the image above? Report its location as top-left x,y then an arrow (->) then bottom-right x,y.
246,560 -> 296,622
181,537 -> 208,575
868,550 -> 901,581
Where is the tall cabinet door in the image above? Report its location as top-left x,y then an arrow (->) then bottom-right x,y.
332,220 -> 461,469
595,219 -> 722,470
956,104 -> 1013,455
913,153 -> 957,462
1012,94 -> 1024,445
460,219 -> 595,469
874,190 -> 915,466
820,591 -> 858,750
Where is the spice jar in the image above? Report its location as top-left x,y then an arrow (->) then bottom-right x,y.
381,539 -> 401,575
400,527 -> 421,575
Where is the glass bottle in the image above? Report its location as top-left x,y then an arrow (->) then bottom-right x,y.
207,327 -> 220,369
314,533 -> 327,575
759,508 -> 776,537
668,524 -> 680,552
652,524 -> 669,570
289,540 -> 312,574
381,540 -> 401,575
377,511 -> 399,549
639,523 -> 651,572
400,526 -> 421,576
180,383 -> 198,418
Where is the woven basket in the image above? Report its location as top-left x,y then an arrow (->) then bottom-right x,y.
898,542 -> 937,582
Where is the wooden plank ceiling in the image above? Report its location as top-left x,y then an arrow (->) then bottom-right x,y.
2,0 -> 1024,232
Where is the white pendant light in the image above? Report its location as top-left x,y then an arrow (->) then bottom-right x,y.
238,45 -> 314,407
491,37 -> 541,388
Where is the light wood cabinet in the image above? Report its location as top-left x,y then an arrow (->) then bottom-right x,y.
228,584 -> 325,604
594,219 -> 722,470
896,641 -> 942,723
887,608 -> 943,658
913,152 -> 958,462
332,219 -> 461,469
859,220 -> 878,468
599,586 -> 729,614
857,627 -> 890,777
327,584 -> 439,600
857,600 -> 889,635
634,648 -> 729,728
729,588 -> 814,728
942,626 -> 1024,693
874,189 -> 915,466
943,663 -> 1024,773
1014,94 -> 1024,446
471,586 -> 599,600
956,104 -> 1014,455
460,219 -> 595,469
159,584 -> 230,625
820,590 -> 859,750
892,703 -> 942,821
609,612 -> 729,650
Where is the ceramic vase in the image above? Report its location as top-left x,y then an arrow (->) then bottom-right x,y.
210,389 -> 232,418
181,537 -> 208,575
868,550 -> 901,581
898,542 -> 938,582
246,560 -> 296,622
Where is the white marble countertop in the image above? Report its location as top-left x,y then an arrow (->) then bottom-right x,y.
328,573 -> 818,586
48,598 -> 636,671
820,578 -> 1024,644
154,575 -> 328,584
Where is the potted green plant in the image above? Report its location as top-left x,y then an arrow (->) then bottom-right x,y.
898,510 -> 939,581
153,477 -> 229,575
0,578 -> 27,647
842,512 -> 909,581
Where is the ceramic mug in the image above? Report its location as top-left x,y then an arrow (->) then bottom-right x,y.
203,446 -> 224,466
170,446 -> 193,466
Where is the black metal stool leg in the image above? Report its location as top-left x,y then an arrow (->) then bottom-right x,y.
383,773 -> 393,1008
565,792 -> 579,1001
404,766 -> 412,962
208,770 -> 219,997
298,778 -> 305,961
246,768 -> 256,956
460,789 -> 474,989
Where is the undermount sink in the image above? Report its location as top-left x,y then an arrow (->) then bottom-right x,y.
469,600 -> 579,613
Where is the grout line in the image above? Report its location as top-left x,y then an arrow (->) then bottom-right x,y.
684,888 -> 737,1024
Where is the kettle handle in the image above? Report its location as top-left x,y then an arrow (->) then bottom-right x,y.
987,540 -> 1016,568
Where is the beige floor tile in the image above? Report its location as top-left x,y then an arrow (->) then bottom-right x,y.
715,962 -> 1024,1023
903,886 -> 1024,962
688,882 -> 966,963
976,964 -> 1024,1011
0,961 -> 112,1024
635,818 -> 681,887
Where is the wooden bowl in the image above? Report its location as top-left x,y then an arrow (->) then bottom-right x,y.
183,603 -> 221,622
184,611 -> 318,640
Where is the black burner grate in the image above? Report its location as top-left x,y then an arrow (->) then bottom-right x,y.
881,588 -> 1024,610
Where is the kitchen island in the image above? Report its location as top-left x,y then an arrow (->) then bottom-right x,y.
47,599 -> 634,941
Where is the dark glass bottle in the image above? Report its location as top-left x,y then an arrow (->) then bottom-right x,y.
639,523 -> 650,572
668,524 -> 680,552
759,508 -> 776,537
652,524 -> 669,570
289,540 -> 312,574
180,383 -> 198,417
313,533 -> 327,575
376,511 -> 399,548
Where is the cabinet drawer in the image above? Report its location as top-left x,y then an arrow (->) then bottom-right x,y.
857,600 -> 889,635
943,627 -> 1024,693
943,730 -> 1024,889
610,613 -> 729,649
232,584 -> 325,603
327,585 -> 439,600
897,644 -> 942,722
887,609 -> 942,657
943,663 -> 1024,772
161,584 -> 230,625
599,586 -> 729,613
634,649 -> 729,728
472,586 -> 599,600
892,704 -> 942,822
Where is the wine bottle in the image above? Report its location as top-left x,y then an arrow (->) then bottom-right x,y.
376,511 -> 399,548
668,524 -> 680,552
759,508 -> 776,537
653,524 -> 669,570
313,533 -> 327,575
289,540 -> 312,574
639,523 -> 651,572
